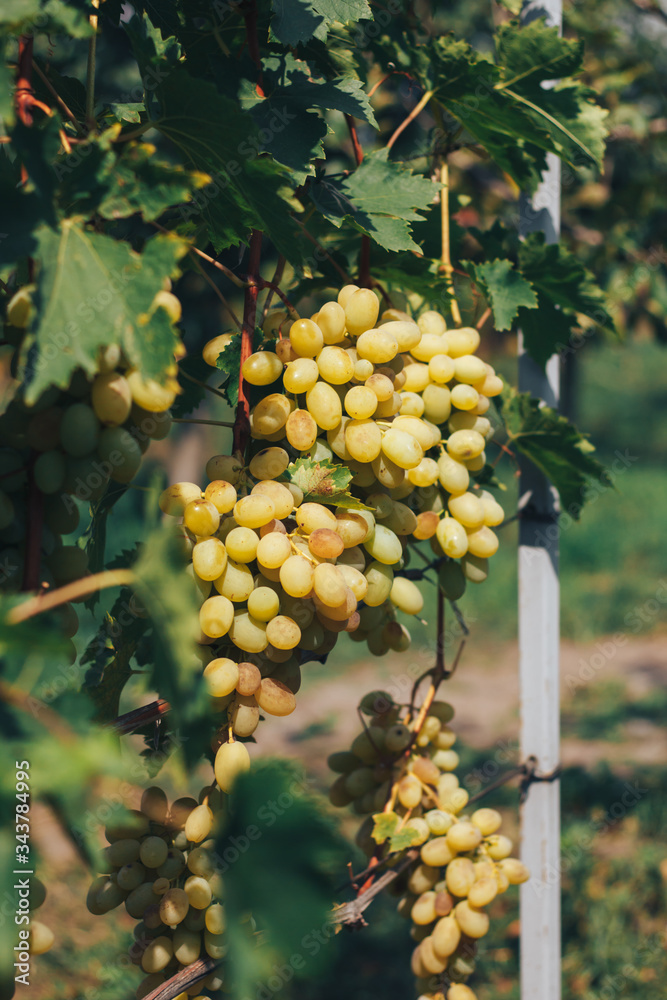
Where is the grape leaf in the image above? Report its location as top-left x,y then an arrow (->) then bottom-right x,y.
283,456 -> 373,507
270,0 -> 371,46
309,148 -> 437,253
81,589 -> 149,720
497,387 -> 611,516
216,333 -> 243,407
465,258 -> 538,331
20,224 -> 187,402
495,19 -> 584,87
516,233 -> 616,368
95,142 -> 211,221
371,810 -> 398,844
390,824 -> 427,852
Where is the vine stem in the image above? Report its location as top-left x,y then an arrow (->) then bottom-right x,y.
476,305 -> 492,331
438,158 -> 463,327
386,89 -> 434,150
261,254 -> 286,320
233,230 -> 262,459
85,0 -> 100,128
32,59 -> 85,133
7,569 -> 135,624
111,699 -> 170,736
140,958 -> 216,1000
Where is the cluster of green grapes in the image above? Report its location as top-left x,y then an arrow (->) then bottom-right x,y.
237,285 -> 505,588
328,692 -> 528,1000
87,785 -> 226,1000
0,286 -> 181,641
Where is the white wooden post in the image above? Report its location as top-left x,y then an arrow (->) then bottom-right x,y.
518,2 -> 562,999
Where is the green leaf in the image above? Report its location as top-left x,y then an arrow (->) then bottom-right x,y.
498,387 -> 611,516
465,258 -> 538,331
81,589 -> 149,721
270,0 -> 372,47
95,142 -> 211,221
126,17 -> 304,262
283,457 -> 373,508
82,481 -> 130,607
495,0 -> 522,12
220,760 -> 347,997
496,19 -> 584,88
390,823 -> 427,852
215,332 -> 243,408
371,810 -> 398,844
517,233 -> 615,368
310,148 -> 437,252
20,223 -> 187,402
0,0 -> 92,35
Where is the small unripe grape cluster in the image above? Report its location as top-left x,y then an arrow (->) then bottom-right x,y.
0,286 -> 182,640
328,693 -> 528,1000
86,784 -> 225,999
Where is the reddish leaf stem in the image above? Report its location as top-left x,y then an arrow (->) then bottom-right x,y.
233,230 -> 262,459
243,0 -> 264,97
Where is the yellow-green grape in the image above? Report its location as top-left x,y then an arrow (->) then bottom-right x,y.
173,927 -> 201,966
117,862 -> 146,891
437,452 -> 469,495
400,363 -> 430,395
202,334 -> 233,367
498,858 -> 530,884
231,694 -> 260,736
192,538 -> 228,581
345,385 -> 378,419
205,903 -> 225,935
242,351 -> 283,386
306,381 -> 342,429
448,492 -> 485,530
92,372 -> 132,426
450,383 -> 479,411
183,499 -> 220,537
214,560 -> 254,602
471,807 -> 502,836
295,501 -> 336,534
343,417 -> 382,463
141,935 -> 173,974
252,483 -> 293,521
204,928 -> 227,960
447,987 -> 478,1000
344,288 -> 379,336
424,810 -> 454,836
214,740 -> 251,792
411,891 -> 437,925
364,562 -> 394,606
257,531 -> 292,569
253,393 -> 291,436
317,345 -> 355,384
465,525 -> 499,558
407,457 -> 439,488
454,899 -> 489,938
127,370 -> 177,412
280,554 -> 315,597
447,429 -> 485,461
184,804 -> 214,843
448,411 -> 491,435
355,328 -> 398,364
125,883 -> 159,919
317,300 -> 346,343
156,848 -> 186,880
139,837 -> 169,869
461,553 -> 489,583
206,454 -> 243,484
152,877 -> 170,895
229,611 -> 268,652
59,403 -> 99,457
160,482 -> 202,516
468,877 -> 498,907
485,834 -> 513,861
420,383 -> 450,424
199,595 -> 234,638
247,586 -> 280,621
445,857 -> 476,897
428,354 -> 455,384
365,372 -> 394,402
436,517 -> 468,558
290,318 -> 324,357
430,915 -> 461,960
354,358 -> 374,381
338,565 -> 368,601
435,750 -> 461,775
453,354 -> 487,384
389,577 -> 424,615
479,372 -> 503,396
397,773 -> 422,809
224,527 -> 259,563
285,408 -> 318,451
256,676 -> 296,716
248,447 -> 290,481
204,480 -> 237,514
362,524 -> 401,566
433,726 -> 457,750
233,494 -> 275,529
479,491 -> 504,527
442,326 -> 480,358
420,836 -> 455,869
408,864 -> 440,896
446,821 -> 483,853
282,357 -> 318,394
380,427 -> 423,470
28,921 -> 54,956
398,391 -> 425,417
312,562 -> 346,607
265,615 -> 301,650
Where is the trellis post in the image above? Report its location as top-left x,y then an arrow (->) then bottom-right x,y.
518,2 -> 562,998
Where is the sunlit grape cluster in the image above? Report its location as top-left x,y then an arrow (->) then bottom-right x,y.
328,692 -> 528,1000
87,785 -> 225,1000
0,286 -> 181,640
213,286 -> 505,599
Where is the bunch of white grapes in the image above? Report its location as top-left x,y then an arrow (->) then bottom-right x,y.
87,785 -> 226,999
0,285 -> 181,644
328,692 -> 528,1000
207,285 -> 505,596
